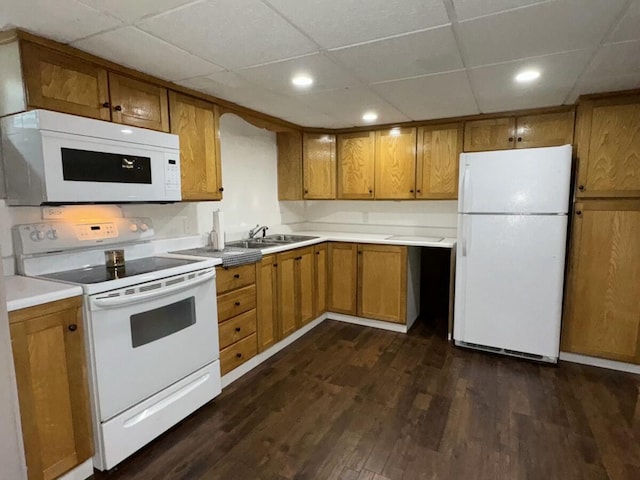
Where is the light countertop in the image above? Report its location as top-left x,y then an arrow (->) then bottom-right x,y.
5,275 -> 83,312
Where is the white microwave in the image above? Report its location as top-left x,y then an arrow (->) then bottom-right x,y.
1,110 -> 181,205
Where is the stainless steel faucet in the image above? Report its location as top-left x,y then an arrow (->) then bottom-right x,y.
248,224 -> 269,239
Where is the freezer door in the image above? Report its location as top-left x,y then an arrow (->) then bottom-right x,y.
458,145 -> 572,214
454,214 -> 567,358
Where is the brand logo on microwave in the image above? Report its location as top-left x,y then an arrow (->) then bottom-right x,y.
122,158 -> 135,169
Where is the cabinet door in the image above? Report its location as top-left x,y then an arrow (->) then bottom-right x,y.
575,96 -> 640,198
328,243 -> 358,315
463,117 -> 515,152
277,250 -> 298,337
9,298 -> 92,480
337,132 -> 375,199
358,245 -> 407,323
416,123 -> 462,199
21,42 -> 110,121
303,133 -> 336,199
561,200 -> 640,363
256,255 -> 279,352
515,111 -> 575,149
109,73 -> 169,132
277,131 -> 303,200
169,92 -> 223,201
314,243 -> 328,316
297,247 -> 315,326
374,127 -> 417,199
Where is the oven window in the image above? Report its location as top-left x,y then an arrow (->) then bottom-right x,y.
130,297 -> 196,348
61,148 -> 152,184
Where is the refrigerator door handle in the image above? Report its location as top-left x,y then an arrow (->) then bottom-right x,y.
461,215 -> 468,257
461,165 -> 471,212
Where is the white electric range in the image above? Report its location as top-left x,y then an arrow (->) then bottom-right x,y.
13,217 -> 222,471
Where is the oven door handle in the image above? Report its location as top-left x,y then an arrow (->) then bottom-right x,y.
91,268 -> 216,309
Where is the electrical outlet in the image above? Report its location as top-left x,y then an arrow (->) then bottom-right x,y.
42,206 -> 65,219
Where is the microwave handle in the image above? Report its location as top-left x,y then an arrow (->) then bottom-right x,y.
92,268 -> 216,309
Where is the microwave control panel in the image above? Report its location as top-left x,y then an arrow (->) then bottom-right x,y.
165,156 -> 181,192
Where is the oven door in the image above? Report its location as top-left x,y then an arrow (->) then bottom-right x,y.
88,268 -> 218,421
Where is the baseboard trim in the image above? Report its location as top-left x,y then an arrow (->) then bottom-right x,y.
327,313 -> 408,333
559,351 -> 640,374
57,459 -> 94,480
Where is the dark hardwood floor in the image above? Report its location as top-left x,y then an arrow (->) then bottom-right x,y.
93,319 -> 640,480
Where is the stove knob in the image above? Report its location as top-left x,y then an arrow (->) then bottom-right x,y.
30,230 -> 45,241
139,223 -> 148,232
46,229 -> 58,240
129,224 -> 138,232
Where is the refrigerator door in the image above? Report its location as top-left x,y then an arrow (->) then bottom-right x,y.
454,213 -> 567,359
458,145 -> 572,214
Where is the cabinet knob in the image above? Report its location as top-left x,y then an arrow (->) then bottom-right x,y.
114,105 -> 123,112
578,185 -> 585,191
236,352 -> 243,358
369,189 -> 373,195
304,189 -> 309,194
508,137 -> 514,142
233,274 -> 240,278
68,324 -> 78,332
358,251 -> 362,255
517,137 -> 523,142
410,189 -> 414,193
235,327 -> 241,332
273,263 -> 278,267
218,187 -> 224,192
576,210 -> 582,216
234,301 -> 241,306
416,189 -> 421,194
316,251 -> 320,255
102,102 -> 110,108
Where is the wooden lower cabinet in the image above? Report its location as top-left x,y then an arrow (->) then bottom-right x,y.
220,334 -> 258,375
276,247 -> 315,335
328,243 -> 358,315
561,200 -> 640,363
9,297 -> 93,480
358,245 -> 407,323
256,255 -> 279,352
314,243 -> 328,316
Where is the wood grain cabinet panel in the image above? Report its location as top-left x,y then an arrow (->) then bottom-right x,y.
9,297 -> 93,480
337,132 -> 375,199
374,127 -> 417,199
220,333 -> 257,375
357,245 -> 407,324
515,111 -> 575,149
328,243 -> 358,315
217,285 -> 256,323
314,243 -> 328,317
256,255 -> 279,352
298,247 -> 315,326
416,123 -> 462,199
21,42 -> 110,121
303,133 -> 336,199
169,92 -> 222,201
277,131 -> 303,200
464,117 -> 516,152
277,250 -> 298,337
561,200 -> 640,363
216,263 -> 256,294
108,73 -> 169,132
575,96 -> 640,198
218,309 -> 256,350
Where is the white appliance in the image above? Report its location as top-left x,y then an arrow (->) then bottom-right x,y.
453,144 -> 572,363
1,110 -> 181,205
14,218 -> 221,471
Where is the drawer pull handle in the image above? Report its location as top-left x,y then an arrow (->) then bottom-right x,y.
236,353 -> 243,358
235,327 -> 241,332
114,105 -> 123,112
234,301 -> 241,306
68,324 -> 78,332
233,274 -> 240,278
508,137 -> 514,142
578,184 -> 585,191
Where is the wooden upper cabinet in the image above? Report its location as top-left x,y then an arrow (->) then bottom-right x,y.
303,133 -> 336,199
374,127 -> 417,199
464,117 -> 516,152
357,244 -> 407,323
277,131 -> 304,200
109,73 -> 169,132
9,297 -> 93,480
515,111 -> 574,149
416,123 -> 462,199
337,131 -> 375,199
169,92 -> 222,201
561,200 -> 640,363
21,42 -> 110,121
328,242 -> 358,315
575,95 -> 640,198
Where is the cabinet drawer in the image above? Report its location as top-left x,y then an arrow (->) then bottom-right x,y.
217,285 -> 256,322
220,333 -> 257,375
216,264 -> 256,294
218,309 -> 257,349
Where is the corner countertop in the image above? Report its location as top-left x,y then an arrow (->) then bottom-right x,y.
4,275 -> 83,312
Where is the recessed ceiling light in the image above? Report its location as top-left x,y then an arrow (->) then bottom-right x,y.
291,74 -> 313,88
362,111 -> 378,122
515,70 -> 540,83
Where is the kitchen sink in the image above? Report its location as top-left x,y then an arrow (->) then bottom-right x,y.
263,234 -> 319,243
225,240 -> 282,249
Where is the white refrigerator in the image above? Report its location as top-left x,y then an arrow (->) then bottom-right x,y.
453,144 -> 572,363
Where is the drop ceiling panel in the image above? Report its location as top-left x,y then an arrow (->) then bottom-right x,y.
0,0 -> 121,43
266,0 -> 449,49
458,0 -> 628,67
607,1 -> 640,44
73,27 -> 223,81
469,50 -> 594,112
137,0 -> 318,69
76,0 -> 196,22
178,73 -> 262,104
372,70 -> 479,120
579,40 -> 640,80
568,73 -> 640,102
297,87 -> 410,126
237,53 -> 362,95
452,0 -> 548,21
328,27 -> 463,83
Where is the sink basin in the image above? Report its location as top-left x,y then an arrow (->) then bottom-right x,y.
225,240 -> 281,249
264,234 -> 319,243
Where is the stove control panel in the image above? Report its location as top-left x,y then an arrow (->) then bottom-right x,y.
13,217 -> 155,255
